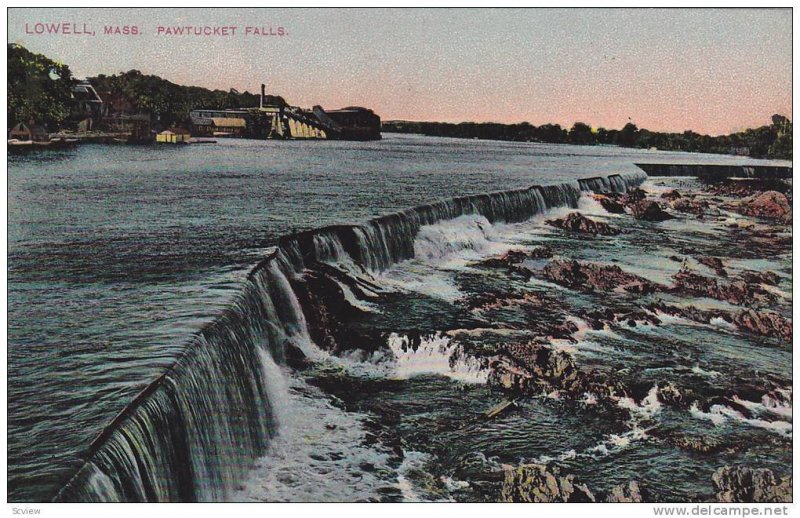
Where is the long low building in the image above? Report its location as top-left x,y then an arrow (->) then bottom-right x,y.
188,101 -> 381,141
190,109 -> 251,136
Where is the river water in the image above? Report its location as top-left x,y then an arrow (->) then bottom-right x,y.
7,134 -> 790,502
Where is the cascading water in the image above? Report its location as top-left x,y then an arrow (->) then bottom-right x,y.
53,173 -> 646,503
633,163 -> 792,180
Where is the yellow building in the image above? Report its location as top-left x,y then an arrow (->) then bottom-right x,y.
156,128 -> 191,144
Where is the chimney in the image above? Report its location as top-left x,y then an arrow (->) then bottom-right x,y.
260,84 -> 265,109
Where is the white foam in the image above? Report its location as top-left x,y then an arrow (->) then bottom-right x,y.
396,450 -> 446,502
379,267 -> 464,303
332,278 -> 381,313
387,333 -> 488,384
412,214 -> 503,264
234,373 -> 397,502
709,317 -> 737,331
689,401 -> 792,437
440,475 -> 470,492
691,364 -> 721,378
617,385 -> 662,421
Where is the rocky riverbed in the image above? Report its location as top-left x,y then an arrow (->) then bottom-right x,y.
240,176 -> 792,503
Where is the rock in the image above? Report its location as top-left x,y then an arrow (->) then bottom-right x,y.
670,434 -> 726,454
733,309 -> 792,341
707,179 -> 792,199
629,200 -> 674,221
647,301 -> 730,328
593,194 -> 626,214
605,481 -> 643,503
501,464 -> 596,503
528,246 -> 555,259
291,270 -> 384,354
658,382 -> 683,406
465,289 -> 544,313
581,307 -> 661,330
538,259 -> 661,294
712,466 -> 792,503
488,341 -> 583,395
623,188 -> 647,205
477,247 -> 553,270
672,197 -> 710,216
739,270 -> 780,287
487,339 -> 626,401
739,191 -> 792,224
546,212 -> 620,236
672,269 -> 775,306
661,190 -> 682,202
696,256 -> 727,277
285,340 -> 311,369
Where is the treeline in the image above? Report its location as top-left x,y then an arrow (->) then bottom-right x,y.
7,43 -> 286,130
383,117 -> 792,160
89,71 -> 286,127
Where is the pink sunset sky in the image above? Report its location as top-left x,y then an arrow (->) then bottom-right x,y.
8,8 -> 792,135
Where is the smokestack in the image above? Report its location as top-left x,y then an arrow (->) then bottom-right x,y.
260,84 -> 265,109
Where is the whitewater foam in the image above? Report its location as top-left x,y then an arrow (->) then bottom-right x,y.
689,401 -> 792,437
234,374 -> 397,502
387,332 -> 489,383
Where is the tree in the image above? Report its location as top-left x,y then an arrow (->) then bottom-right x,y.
7,43 -> 75,129
568,122 -> 594,145
617,122 -> 639,147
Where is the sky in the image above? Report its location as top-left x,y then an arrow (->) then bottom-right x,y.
7,8 -> 792,135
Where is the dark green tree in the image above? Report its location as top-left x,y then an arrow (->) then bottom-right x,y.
617,122 -> 639,147
568,122 -> 594,145
7,43 -> 75,129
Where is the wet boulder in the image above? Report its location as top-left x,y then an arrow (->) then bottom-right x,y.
546,212 -> 620,236
477,247 -> 553,271
712,466 -> 792,503
488,341 -> 583,395
696,256 -> 727,277
500,464 -> 596,503
733,309 -> 792,341
660,190 -> 682,202
628,200 -> 674,221
671,269 -> 774,306
739,191 -> 792,224
707,179 -> 791,198
667,434 -> 727,454
487,340 -> 626,400
605,481 -> 644,503
671,197 -> 710,216
592,194 -> 626,214
646,302 -> 730,328
465,289 -> 544,313
291,269 -> 383,354
580,307 -> 661,330
739,270 -> 780,287
538,259 -> 661,294
622,188 -> 647,205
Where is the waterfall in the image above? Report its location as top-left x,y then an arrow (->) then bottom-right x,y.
53,173 -> 646,502
634,163 -> 792,181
